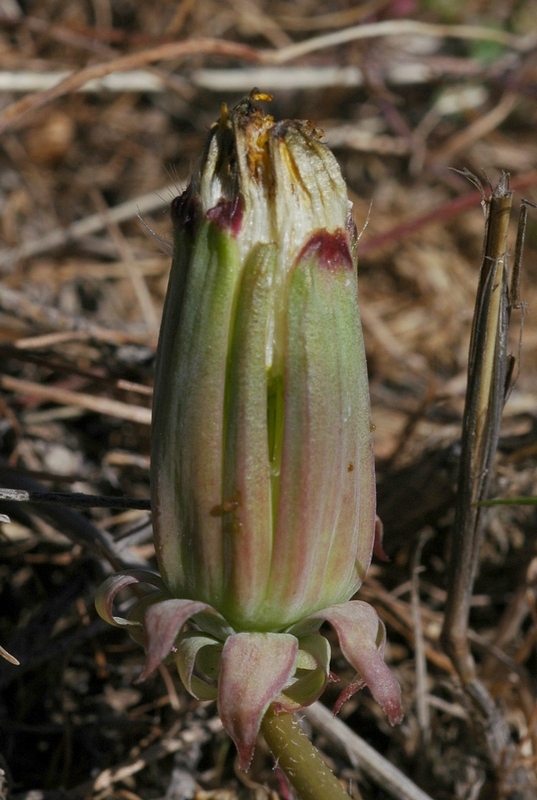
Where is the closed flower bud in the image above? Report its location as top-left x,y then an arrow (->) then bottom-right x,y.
96,91 -> 401,770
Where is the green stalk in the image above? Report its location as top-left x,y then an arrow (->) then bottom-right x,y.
260,705 -> 354,800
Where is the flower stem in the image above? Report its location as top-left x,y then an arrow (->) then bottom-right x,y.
260,705 -> 354,800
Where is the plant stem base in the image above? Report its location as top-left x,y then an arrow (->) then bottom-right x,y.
260,705 -> 353,800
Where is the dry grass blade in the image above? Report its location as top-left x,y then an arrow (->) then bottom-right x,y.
304,703 -> 435,800
267,18 -> 536,63
359,171 -> 537,257
0,461 -> 139,571
1,375 -> 152,424
0,183 -> 178,272
0,285 -> 154,344
0,487 -> 150,510
411,531 -> 433,747
0,39 -> 261,134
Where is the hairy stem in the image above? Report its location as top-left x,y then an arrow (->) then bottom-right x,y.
260,705 -> 354,800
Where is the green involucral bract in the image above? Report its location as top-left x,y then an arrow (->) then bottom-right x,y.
96,91 -> 402,770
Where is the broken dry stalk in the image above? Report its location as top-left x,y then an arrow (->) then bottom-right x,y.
440,176 -> 537,796
441,172 -> 513,685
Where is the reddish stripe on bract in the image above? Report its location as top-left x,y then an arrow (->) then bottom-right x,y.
298,228 -> 353,271
206,195 -> 244,235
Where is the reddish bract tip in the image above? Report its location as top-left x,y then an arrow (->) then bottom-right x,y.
206,195 -> 244,236
298,229 -> 353,271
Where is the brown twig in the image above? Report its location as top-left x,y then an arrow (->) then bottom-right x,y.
89,187 -> 159,332
1,375 -> 152,424
0,286 -> 152,345
303,702 -> 435,800
266,19 -> 536,64
0,38 -> 261,134
431,93 -> 518,164
358,170 -> 537,257
0,182 -> 177,272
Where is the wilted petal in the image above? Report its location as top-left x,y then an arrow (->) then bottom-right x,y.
140,598 -> 214,680
302,601 -> 403,724
95,570 -> 166,628
218,632 -> 298,770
